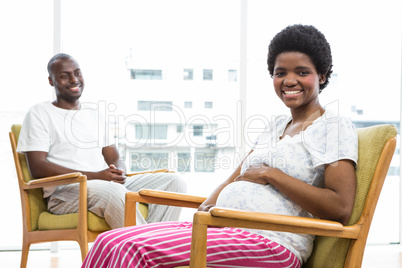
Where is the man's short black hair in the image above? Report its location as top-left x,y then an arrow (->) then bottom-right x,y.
47,53 -> 73,76
267,24 -> 333,92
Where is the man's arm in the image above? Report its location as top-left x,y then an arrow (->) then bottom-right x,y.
102,145 -> 126,184
25,150 -> 126,184
102,145 -> 126,171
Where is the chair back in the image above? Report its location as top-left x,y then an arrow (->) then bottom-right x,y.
304,124 -> 397,267
10,124 -> 47,231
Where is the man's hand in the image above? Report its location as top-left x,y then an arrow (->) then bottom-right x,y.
101,145 -> 126,183
98,164 -> 126,184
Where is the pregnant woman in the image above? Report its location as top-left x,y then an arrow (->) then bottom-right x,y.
82,24 -> 358,268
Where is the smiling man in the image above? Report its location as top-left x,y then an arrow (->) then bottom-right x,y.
17,53 -> 186,229
48,55 -> 84,108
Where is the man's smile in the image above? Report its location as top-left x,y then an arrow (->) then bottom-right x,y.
69,85 -> 81,92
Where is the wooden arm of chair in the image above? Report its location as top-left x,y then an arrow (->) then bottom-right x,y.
208,207 -> 360,238
189,208 -> 361,268
21,172 -> 86,190
136,189 -> 207,204
126,169 -> 174,177
124,189 -> 207,227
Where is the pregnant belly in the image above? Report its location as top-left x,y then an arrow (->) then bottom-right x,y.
216,180 -> 304,217
216,181 -> 278,213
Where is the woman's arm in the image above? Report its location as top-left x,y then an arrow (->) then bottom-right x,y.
235,160 -> 356,225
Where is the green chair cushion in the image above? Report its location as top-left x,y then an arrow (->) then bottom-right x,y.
138,203 -> 148,220
38,203 -> 148,231
38,211 -> 110,231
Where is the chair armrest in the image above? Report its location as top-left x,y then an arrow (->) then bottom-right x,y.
126,189 -> 206,209
138,189 -> 207,205
22,172 -> 86,190
124,190 -> 207,226
199,207 -> 360,239
126,169 -> 173,177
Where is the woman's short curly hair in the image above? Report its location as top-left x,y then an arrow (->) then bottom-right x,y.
267,24 -> 333,92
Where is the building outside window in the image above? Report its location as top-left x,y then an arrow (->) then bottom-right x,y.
194,150 -> 215,172
184,101 -> 192,108
203,69 -> 213,80
138,101 -> 173,111
130,152 -> 168,171
135,124 -> 168,140
183,68 -> 193,80
193,125 -> 203,136
177,152 -> 191,172
204,101 -> 213,109
206,135 -> 217,147
228,69 -> 237,82
130,69 -> 162,80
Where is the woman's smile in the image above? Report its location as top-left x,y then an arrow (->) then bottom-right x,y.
282,90 -> 303,96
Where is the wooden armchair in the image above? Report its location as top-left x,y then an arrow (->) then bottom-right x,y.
9,125 -> 112,267
10,124 -> 149,267
125,124 -> 397,268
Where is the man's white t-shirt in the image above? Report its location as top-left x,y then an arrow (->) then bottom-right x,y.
17,101 -> 114,197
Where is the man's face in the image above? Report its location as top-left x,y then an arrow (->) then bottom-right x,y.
48,57 -> 84,103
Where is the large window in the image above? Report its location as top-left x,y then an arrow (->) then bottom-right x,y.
59,0 -> 241,203
1,0 -> 401,250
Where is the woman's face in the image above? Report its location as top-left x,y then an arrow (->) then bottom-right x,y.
272,52 -> 325,111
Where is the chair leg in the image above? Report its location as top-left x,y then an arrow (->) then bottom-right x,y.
190,220 -> 208,268
78,240 -> 89,262
20,239 -> 30,268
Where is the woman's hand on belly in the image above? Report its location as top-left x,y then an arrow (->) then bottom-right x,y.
234,163 -> 275,185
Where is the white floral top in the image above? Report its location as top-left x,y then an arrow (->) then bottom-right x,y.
216,110 -> 358,264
